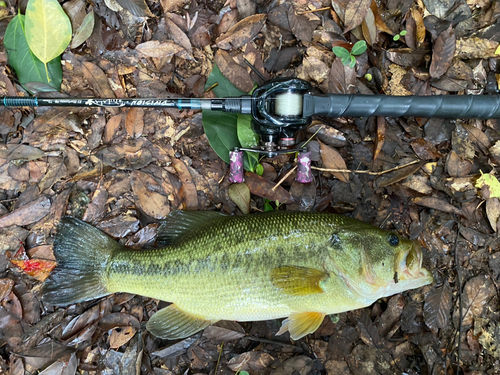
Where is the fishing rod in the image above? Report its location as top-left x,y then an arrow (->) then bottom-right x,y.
3,78 -> 500,183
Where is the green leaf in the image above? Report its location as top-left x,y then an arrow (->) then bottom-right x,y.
264,200 -> 274,212
349,55 -> 356,68
476,172 -> 500,199
205,62 -> 246,97
203,62 -> 256,170
4,14 -> 62,90
351,40 -> 367,55
332,46 -> 351,59
25,0 -> 72,81
341,56 -> 351,66
237,113 -> 259,172
255,163 -> 264,175
71,10 -> 94,49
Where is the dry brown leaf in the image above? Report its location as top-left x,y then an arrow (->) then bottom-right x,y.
446,150 -> 472,177
486,198 -> 500,232
109,326 -> 137,349
125,108 -> 144,139
82,61 -> 116,98
136,40 -> 184,58
329,57 -> 356,94
455,38 -> 499,59
370,0 -> 392,35
0,279 -> 14,301
430,25 -> 456,78
216,14 -> 267,50
373,117 -> 385,161
319,141 -> 349,183
0,144 -> 45,161
411,8 -> 426,47
344,0 -> 372,33
214,50 -> 254,93
287,7 -> 320,43
411,196 -> 462,216
0,196 -> 51,228
244,172 -> 294,204
203,321 -> 246,342
160,0 -> 186,12
361,8 -> 377,46
103,114 -> 123,143
461,275 -> 496,327
228,352 -> 275,372
172,158 -> 198,210
98,141 -> 153,170
424,282 -> 452,331
130,170 -> 170,219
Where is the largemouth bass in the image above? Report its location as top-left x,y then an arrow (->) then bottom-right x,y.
41,210 -> 433,340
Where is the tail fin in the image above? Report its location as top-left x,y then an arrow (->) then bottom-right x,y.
41,217 -> 123,306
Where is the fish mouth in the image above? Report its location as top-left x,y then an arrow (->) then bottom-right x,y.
398,241 -> 433,282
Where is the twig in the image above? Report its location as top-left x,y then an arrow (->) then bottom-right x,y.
312,159 -> 421,176
454,221 -> 462,375
214,342 -> 223,374
245,335 -> 302,350
298,7 -> 331,14
272,165 -> 297,191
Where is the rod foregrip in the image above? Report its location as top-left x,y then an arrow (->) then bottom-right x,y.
2,97 -> 39,107
304,94 -> 500,119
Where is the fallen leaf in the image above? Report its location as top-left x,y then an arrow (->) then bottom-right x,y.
486,198 -> 500,232
11,259 -> 56,282
0,196 -> 51,228
329,57 -> 356,94
319,141 -> 349,183
0,144 -> 45,161
287,7 -> 320,43
203,321 -> 246,342
446,150 -> 472,177
424,282 -> 452,331
430,25 -> 455,78
216,14 -> 266,50
375,161 -> 424,188
475,172 -> 500,199
227,351 -> 274,372
130,170 -> 171,219
125,108 -> 144,139
0,279 -> 15,301
455,38 -> 499,59
460,275 -> 496,327
98,141 -> 153,170
344,0 -> 372,33
109,326 -> 137,349
214,50 -> 253,93
82,61 -> 116,98
136,40 -> 184,58
244,172 -> 294,204
172,158 -> 199,210
228,183 -> 250,214
373,117 -> 385,161
411,196 -> 462,215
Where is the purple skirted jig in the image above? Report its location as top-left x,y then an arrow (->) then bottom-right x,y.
229,150 -> 244,183
296,151 -> 312,183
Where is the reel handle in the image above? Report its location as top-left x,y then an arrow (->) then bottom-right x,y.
303,94 -> 500,119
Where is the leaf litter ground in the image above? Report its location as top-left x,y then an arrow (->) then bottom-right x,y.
1,0 -> 500,374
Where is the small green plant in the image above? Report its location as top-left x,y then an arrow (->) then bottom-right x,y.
332,40 -> 367,68
393,30 -> 407,41
264,199 -> 282,212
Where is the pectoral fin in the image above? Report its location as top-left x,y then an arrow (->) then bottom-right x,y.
270,266 -> 328,296
276,312 -> 326,340
146,304 -> 217,340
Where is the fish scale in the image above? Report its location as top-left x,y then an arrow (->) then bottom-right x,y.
42,210 -> 433,340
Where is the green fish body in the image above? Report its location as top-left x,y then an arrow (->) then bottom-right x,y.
42,211 -> 433,340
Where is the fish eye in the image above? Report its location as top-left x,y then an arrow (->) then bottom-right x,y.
388,233 -> 399,247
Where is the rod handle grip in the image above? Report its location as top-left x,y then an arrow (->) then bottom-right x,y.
2,97 -> 38,107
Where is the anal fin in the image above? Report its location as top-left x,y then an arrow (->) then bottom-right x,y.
146,304 -> 217,340
276,312 -> 326,340
270,266 -> 328,296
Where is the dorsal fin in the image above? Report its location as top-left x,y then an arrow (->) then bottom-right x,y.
157,210 -> 228,245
